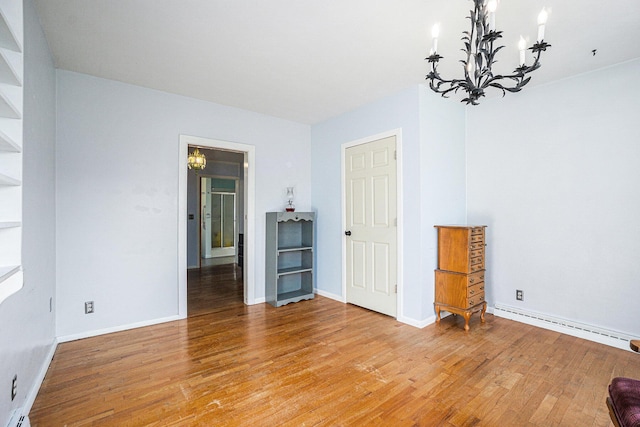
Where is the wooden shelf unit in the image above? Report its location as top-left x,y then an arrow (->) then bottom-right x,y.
266,212 -> 315,307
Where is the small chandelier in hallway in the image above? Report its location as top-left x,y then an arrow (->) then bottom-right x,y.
187,148 -> 207,171
426,0 -> 551,105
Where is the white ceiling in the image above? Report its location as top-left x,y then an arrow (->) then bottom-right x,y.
34,0 -> 640,124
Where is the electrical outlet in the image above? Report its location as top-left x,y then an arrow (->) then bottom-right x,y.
85,301 -> 94,314
11,375 -> 17,401
516,290 -> 524,301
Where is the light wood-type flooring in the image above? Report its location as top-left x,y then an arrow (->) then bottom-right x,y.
30,265 -> 639,426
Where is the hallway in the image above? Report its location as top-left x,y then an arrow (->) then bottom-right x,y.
187,263 -> 243,317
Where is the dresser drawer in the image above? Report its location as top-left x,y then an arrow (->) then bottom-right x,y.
471,227 -> 484,236
468,282 -> 484,298
470,249 -> 483,259
468,271 -> 485,285
435,270 -> 486,308
470,256 -> 483,266
470,234 -> 484,243
470,263 -> 484,273
469,241 -> 484,251
467,291 -> 485,308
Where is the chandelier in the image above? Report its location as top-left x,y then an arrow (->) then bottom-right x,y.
187,148 -> 207,171
426,0 -> 551,105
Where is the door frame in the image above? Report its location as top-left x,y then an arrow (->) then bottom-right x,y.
341,129 -> 404,319
179,135 -> 257,317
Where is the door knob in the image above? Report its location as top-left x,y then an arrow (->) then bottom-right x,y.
345,231 -> 352,236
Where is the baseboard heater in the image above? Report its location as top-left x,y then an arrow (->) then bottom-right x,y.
494,303 -> 634,351
6,411 -> 29,427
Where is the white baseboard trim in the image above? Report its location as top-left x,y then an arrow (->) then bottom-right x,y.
252,297 -> 266,304
22,338 -> 58,417
311,290 -> 440,329
494,303 -> 635,351
397,315 -> 435,329
314,288 -> 345,303
57,314 -> 184,343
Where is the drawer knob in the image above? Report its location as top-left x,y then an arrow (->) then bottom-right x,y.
470,279 -> 475,283
470,290 -> 475,295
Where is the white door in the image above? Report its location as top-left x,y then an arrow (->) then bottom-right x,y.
345,136 -> 397,317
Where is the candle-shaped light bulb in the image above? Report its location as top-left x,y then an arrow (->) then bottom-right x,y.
537,8 -> 548,41
518,36 -> 526,65
431,23 -> 440,53
487,0 -> 497,31
537,8 -> 548,25
431,23 -> 440,38
467,57 -> 476,81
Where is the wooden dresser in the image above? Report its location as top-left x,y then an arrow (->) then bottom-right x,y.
434,225 -> 487,331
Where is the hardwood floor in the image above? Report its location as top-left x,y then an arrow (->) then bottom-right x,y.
187,264 -> 243,318
30,268 -> 638,426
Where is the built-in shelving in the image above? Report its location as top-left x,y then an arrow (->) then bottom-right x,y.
0,0 -> 23,307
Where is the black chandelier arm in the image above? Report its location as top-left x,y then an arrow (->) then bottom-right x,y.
427,58 -> 483,103
482,45 -> 545,89
426,47 -> 544,104
427,63 -> 466,98
427,55 -> 481,94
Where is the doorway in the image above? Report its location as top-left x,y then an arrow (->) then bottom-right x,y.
342,130 -> 402,318
200,176 -> 238,264
179,135 -> 256,318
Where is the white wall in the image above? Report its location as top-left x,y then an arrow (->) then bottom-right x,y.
466,59 -> 640,336
0,0 -> 56,424
55,70 -> 311,338
310,85 -> 465,324
418,86 -> 467,320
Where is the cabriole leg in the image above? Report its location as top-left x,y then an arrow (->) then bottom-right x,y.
463,312 -> 471,331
